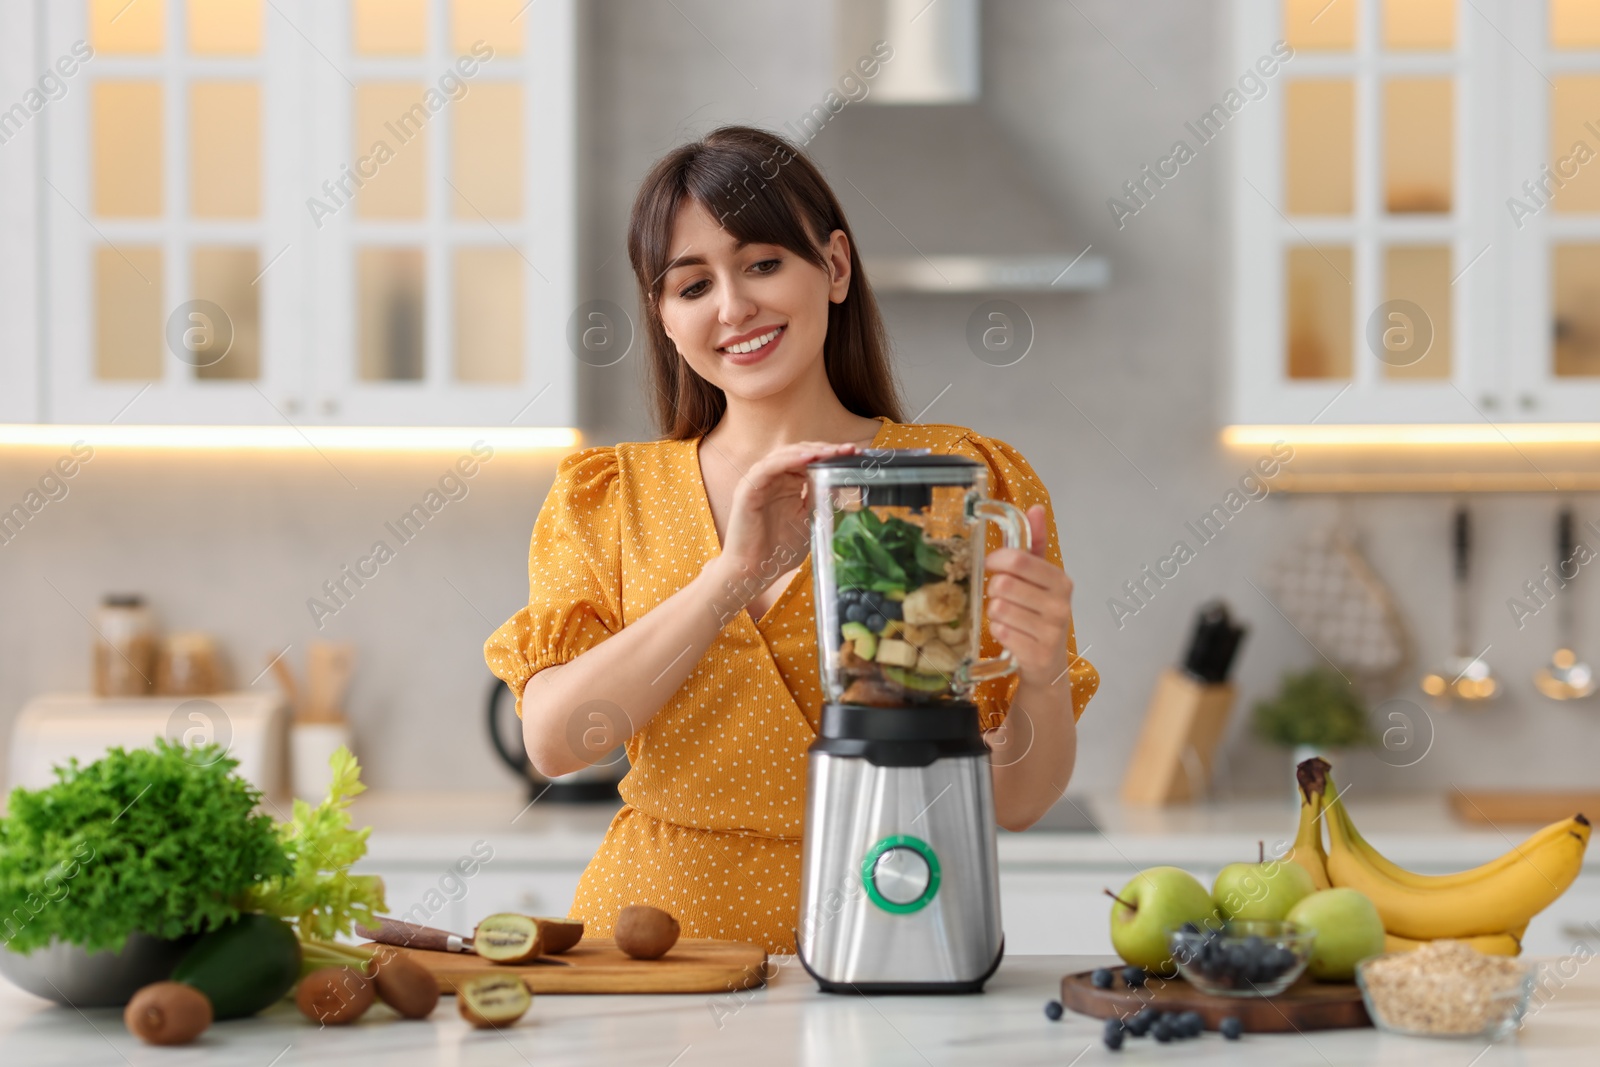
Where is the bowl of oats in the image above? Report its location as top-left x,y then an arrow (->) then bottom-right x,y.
1355,940 -> 1538,1041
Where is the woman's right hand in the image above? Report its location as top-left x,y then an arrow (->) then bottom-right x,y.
713,440 -> 860,603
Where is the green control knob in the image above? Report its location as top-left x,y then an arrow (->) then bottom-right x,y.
861,835 -> 941,914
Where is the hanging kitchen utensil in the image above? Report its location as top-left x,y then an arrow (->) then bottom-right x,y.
1263,519 -> 1411,692
1534,507 -> 1596,701
1421,506 -> 1499,704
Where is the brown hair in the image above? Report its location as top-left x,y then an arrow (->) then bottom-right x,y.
626,125 -> 904,440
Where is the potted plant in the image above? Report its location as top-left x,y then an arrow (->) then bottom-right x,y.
1252,667 -> 1375,798
0,739 -> 291,1006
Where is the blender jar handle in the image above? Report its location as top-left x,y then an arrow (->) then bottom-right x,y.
965,497 -> 1032,684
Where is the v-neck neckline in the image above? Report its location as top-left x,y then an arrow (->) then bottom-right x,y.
687,415 -> 894,629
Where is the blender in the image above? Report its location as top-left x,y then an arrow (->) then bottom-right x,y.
795,448 -> 1029,992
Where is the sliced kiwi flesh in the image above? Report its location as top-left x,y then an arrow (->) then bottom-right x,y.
456,974 -> 532,1029
472,914 -> 545,963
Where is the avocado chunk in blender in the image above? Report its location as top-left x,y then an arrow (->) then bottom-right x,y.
840,621 -> 878,660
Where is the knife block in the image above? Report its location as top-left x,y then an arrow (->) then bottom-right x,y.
1120,668 -> 1236,807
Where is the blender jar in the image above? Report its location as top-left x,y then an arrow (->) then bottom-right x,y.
807,449 -> 1031,709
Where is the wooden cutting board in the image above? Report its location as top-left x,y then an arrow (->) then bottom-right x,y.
374,937 -> 768,995
1450,790 -> 1600,826
1060,970 -> 1370,1032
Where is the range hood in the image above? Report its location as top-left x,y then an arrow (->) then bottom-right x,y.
805,0 -> 1107,294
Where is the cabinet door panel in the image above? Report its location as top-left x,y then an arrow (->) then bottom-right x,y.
459,869 -> 586,923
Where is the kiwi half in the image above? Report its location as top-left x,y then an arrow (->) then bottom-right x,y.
473,913 -> 545,963
456,974 -> 532,1029
535,917 -> 584,955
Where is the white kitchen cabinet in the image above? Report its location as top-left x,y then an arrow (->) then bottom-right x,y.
32,0 -> 576,429
0,1 -> 40,425
1230,0 -> 1600,427
355,860 -> 585,935
1521,881 -> 1600,957
457,869 -> 585,923
998,867 -> 1222,956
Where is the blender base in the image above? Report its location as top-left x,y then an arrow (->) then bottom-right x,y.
795,934 -> 1005,995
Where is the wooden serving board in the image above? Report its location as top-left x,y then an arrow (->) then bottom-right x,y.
1450,789 -> 1600,826
1060,970 -> 1370,1032
373,937 -> 768,995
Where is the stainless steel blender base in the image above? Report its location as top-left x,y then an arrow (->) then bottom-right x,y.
795,716 -> 1004,992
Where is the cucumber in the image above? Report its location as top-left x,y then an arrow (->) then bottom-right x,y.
882,665 -> 952,693
171,913 -> 302,1020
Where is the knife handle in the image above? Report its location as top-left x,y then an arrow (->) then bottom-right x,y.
355,916 -> 471,953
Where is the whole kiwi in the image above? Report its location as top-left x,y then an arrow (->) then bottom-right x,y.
295,965 -> 375,1025
370,948 -> 440,1019
124,981 -> 213,1046
614,905 -> 680,960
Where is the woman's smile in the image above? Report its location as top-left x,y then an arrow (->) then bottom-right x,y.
720,324 -> 786,364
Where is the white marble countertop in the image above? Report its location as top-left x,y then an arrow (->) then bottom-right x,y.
350,790 -> 1599,872
2,953 -> 1593,1066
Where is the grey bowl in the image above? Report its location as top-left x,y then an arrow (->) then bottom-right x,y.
0,932 -> 196,1008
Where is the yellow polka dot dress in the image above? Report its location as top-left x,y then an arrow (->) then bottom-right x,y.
484,416 -> 1099,953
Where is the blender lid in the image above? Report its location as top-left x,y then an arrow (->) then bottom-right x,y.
809,449 -> 982,509
808,448 -> 981,480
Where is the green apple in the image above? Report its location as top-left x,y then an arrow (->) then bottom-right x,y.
1213,841 -> 1317,922
1286,887 -> 1387,981
1106,866 -> 1218,973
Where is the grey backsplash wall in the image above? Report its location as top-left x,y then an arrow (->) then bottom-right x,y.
2,1 -> 1595,797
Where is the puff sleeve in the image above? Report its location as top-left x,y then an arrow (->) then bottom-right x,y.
949,432 -> 1100,732
484,447 -> 624,719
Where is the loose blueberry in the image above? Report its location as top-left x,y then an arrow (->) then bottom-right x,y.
1104,1027 -> 1125,1051
1103,1018 -> 1125,1038
1221,1016 -> 1243,1040
1179,1011 -> 1203,1037
1091,968 -> 1114,989
1152,1022 -> 1173,1043
1044,999 -> 1063,1021
1121,965 -> 1147,988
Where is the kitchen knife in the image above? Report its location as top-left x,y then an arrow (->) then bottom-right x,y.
355,917 -> 572,965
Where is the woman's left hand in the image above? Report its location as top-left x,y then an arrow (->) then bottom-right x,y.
984,504 -> 1075,683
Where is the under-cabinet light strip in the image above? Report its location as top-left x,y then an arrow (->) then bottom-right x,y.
0,425 -> 581,452
1222,424 -> 1600,447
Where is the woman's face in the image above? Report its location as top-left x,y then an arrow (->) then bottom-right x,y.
656,198 -> 851,401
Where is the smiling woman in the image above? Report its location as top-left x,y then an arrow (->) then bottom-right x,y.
484,125 -> 1097,954
627,125 -> 900,440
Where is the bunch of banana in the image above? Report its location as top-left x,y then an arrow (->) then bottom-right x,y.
1294,758 -> 1590,954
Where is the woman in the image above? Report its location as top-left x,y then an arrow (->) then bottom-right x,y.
485,125 -> 1098,954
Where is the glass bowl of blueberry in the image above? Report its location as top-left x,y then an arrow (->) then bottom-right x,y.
1168,920 -> 1314,997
